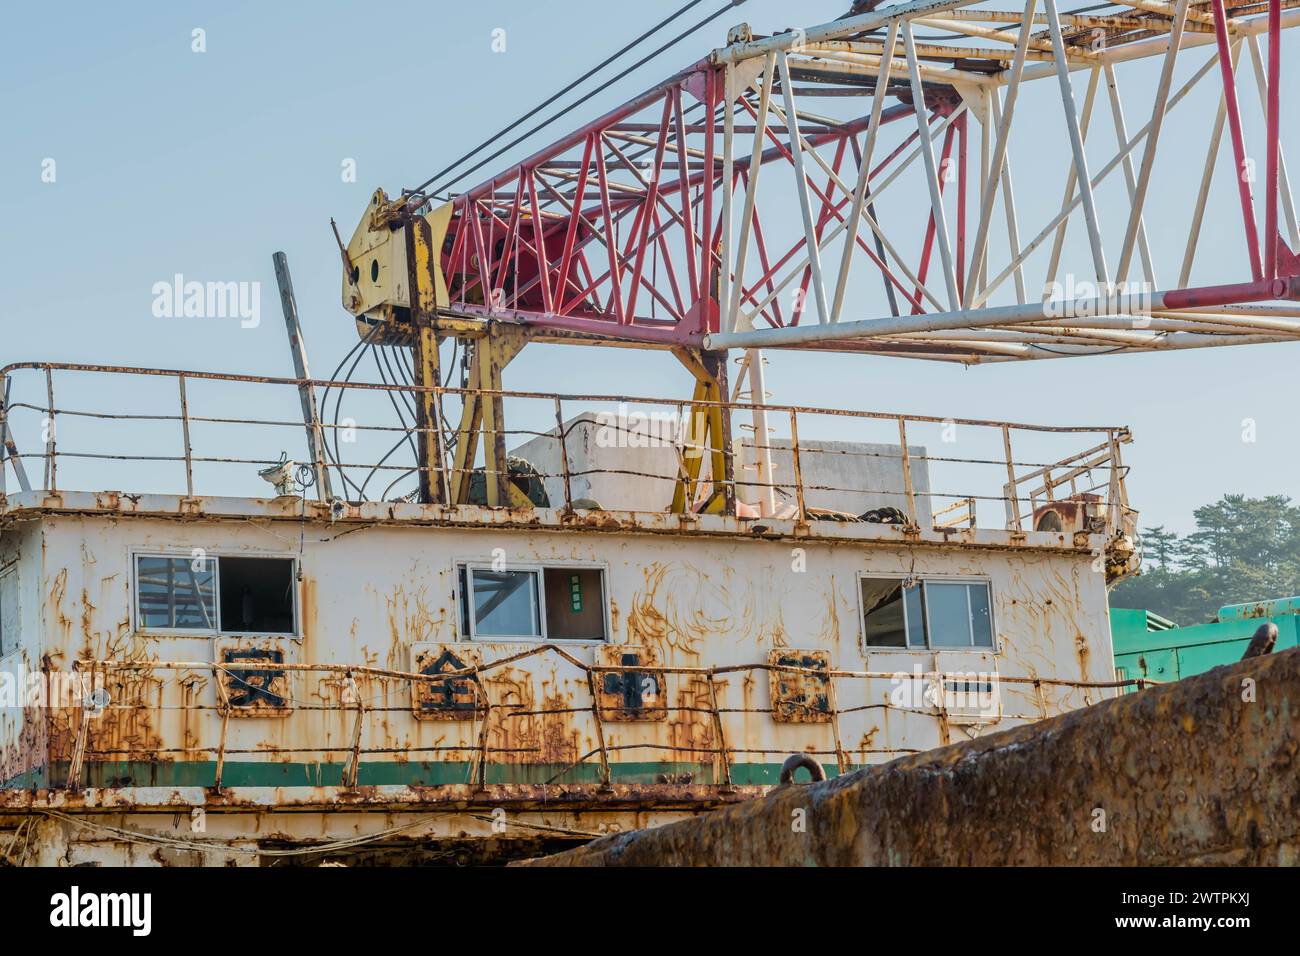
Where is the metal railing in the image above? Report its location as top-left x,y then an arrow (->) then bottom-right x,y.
0,361 -> 1134,534
60,649 -> 1158,793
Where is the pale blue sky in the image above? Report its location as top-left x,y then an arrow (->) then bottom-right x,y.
2,1 -> 1297,532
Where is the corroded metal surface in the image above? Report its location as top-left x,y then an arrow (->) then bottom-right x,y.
524,647 -> 1300,866
0,509 -> 1133,801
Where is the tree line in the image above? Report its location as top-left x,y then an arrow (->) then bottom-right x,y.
1111,494 -> 1300,624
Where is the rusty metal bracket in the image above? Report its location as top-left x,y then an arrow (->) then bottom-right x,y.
778,753 -> 827,785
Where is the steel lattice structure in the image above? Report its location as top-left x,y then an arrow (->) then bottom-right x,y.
356,0 -> 1300,365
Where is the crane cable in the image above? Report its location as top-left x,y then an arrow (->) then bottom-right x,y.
414,0 -> 1126,205
409,0 -> 749,205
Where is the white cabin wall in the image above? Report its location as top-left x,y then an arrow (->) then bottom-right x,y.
21,513 -> 1115,782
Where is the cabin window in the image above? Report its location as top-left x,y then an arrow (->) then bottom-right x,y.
134,554 -> 296,635
218,557 -> 296,634
861,576 -> 993,650
0,564 -> 18,656
458,564 -> 607,641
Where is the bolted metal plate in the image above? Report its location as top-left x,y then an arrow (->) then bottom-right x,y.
411,644 -> 486,721
215,641 -> 292,717
768,648 -> 832,723
596,645 -> 666,722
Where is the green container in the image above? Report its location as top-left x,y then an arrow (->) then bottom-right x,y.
1110,599 -> 1300,690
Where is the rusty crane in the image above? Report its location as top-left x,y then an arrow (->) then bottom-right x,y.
336,0 -> 1300,516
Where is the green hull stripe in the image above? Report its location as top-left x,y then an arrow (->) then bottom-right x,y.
4,760 -> 849,790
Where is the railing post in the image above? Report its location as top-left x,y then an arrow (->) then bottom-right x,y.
474,697 -> 494,790
0,374 -> 7,497
705,671 -> 733,790
1002,424 -> 1021,532
178,376 -> 194,498
1106,429 -> 1123,531
789,409 -> 807,521
554,397 -> 572,510
585,669 -> 613,789
0,375 -> 32,494
43,368 -> 56,492
214,668 -> 231,791
65,661 -> 90,792
827,674 -> 848,776
897,417 -> 917,527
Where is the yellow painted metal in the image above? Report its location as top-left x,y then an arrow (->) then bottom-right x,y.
412,324 -> 448,504
338,192 -> 736,514
450,329 -> 532,508
670,349 -> 729,514
341,189 -> 453,322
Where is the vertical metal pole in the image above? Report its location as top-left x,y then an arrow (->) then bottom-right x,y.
43,368 -> 55,492
1002,424 -> 1021,532
553,397 -> 573,510
178,375 -> 194,498
897,417 -> 917,527
272,251 -> 333,501
789,409 -> 807,521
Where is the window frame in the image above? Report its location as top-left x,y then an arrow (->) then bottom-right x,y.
131,548 -> 299,638
456,559 -> 611,644
858,573 -> 996,653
